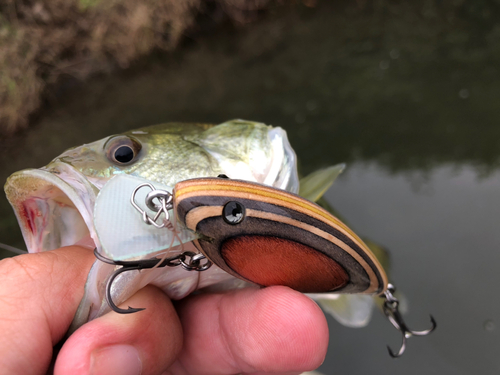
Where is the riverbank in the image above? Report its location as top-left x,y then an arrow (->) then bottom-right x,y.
0,0 -> 285,135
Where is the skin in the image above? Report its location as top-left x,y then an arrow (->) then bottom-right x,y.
0,244 -> 329,375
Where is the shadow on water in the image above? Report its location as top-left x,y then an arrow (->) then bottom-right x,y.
1,0 -> 500,373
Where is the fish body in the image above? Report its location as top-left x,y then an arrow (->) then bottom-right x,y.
5,120 -> 301,329
5,120 -> 379,331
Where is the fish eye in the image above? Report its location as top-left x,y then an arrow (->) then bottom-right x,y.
223,201 -> 245,225
105,136 -> 142,165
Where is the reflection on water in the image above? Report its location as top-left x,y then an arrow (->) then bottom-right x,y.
1,0 -> 500,373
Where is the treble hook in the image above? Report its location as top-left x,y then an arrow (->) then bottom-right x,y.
94,249 -> 212,314
382,283 -> 436,358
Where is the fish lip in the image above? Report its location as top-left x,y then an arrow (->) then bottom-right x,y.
5,162 -> 99,253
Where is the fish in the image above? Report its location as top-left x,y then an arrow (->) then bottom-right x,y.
4,119 -> 378,332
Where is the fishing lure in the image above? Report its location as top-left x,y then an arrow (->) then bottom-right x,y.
95,176 -> 436,357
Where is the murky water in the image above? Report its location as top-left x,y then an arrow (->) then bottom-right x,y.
2,1 -> 500,373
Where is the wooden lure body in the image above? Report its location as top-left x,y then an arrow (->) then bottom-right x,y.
174,178 -> 388,295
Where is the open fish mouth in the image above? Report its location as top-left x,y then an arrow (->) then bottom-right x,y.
4,162 -> 99,253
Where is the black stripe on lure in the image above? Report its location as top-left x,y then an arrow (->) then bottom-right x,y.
95,176 -> 436,357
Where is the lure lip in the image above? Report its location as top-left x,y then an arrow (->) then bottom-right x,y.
4,162 -> 99,253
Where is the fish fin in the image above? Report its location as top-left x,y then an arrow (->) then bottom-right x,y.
299,164 -> 346,202
362,238 -> 391,274
311,294 -> 375,328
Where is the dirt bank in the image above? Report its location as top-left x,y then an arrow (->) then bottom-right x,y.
0,0 -> 285,135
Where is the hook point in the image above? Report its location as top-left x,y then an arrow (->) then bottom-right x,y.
387,345 -> 397,358
115,306 -> 146,314
430,315 -> 437,327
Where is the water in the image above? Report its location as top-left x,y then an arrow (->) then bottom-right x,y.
1,0 -> 500,373
324,164 -> 500,374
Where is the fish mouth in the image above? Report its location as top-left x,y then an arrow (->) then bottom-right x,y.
5,162 -> 99,253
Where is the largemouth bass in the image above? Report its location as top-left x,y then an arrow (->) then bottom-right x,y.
5,119 -> 375,332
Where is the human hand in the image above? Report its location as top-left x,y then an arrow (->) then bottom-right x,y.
0,245 -> 329,375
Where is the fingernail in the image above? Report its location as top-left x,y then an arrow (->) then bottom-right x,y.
90,345 -> 142,375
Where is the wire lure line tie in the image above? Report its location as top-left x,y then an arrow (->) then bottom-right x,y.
130,183 -> 174,228
381,284 -> 437,358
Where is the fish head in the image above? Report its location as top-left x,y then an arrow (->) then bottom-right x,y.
4,130 -> 152,253
42,123 -> 212,190
5,120 -> 298,254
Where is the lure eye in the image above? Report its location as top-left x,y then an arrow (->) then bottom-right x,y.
223,201 -> 245,225
105,136 -> 142,165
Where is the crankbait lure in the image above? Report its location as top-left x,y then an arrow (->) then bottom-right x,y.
95,175 -> 436,357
